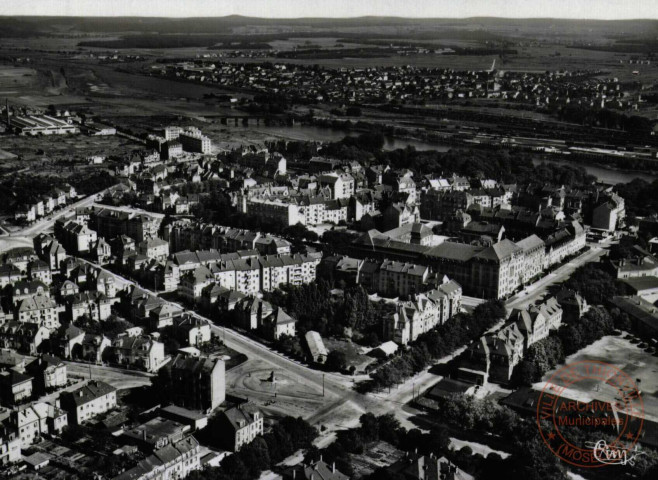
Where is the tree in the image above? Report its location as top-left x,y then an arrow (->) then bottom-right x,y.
326,350 -> 348,372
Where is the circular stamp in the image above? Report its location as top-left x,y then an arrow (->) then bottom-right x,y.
536,360 -> 644,468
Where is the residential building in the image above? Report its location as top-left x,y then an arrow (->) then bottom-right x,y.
282,459 -> 350,480
213,405 -> 263,451
169,354 -> 225,412
109,335 -> 166,372
0,370 -> 32,405
60,380 -> 117,424
384,280 -> 462,345
9,402 -> 68,448
25,355 -> 67,394
113,436 -> 201,480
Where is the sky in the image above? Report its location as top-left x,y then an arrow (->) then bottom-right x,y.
1,0 -> 656,20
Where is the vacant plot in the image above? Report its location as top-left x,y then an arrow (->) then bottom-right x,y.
535,335 -> 658,422
324,338 -> 377,373
0,132 -> 141,163
0,66 -> 40,94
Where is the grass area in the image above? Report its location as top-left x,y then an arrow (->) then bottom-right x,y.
324,337 -> 376,373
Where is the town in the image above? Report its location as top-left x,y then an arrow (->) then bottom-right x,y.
0,10 -> 657,480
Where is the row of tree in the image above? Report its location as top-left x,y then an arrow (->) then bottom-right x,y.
361,301 -> 506,392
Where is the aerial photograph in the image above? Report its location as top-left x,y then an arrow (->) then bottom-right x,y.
0,0 -> 656,478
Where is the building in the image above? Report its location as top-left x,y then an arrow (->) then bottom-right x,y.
9,402 -> 68,448
0,370 -> 33,405
305,330 -> 328,364
0,425 -> 21,465
139,238 -> 170,262
113,436 -> 201,480
261,308 -> 296,340
610,296 -> 658,341
169,354 -> 225,412
60,380 -> 117,424
179,128 -> 212,154
15,295 -> 60,331
318,172 -> 355,199
213,405 -> 263,451
384,280 -> 462,345
56,220 -> 98,254
25,355 -> 67,394
461,323 -> 525,385
387,452 -> 472,480
282,459 -> 350,480
9,115 -> 79,135
592,194 -> 625,232
173,315 -> 212,347
122,416 -> 189,451
376,259 -> 430,296
110,335 -> 166,372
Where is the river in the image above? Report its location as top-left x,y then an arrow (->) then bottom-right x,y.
531,158 -> 658,185
225,123 -> 451,151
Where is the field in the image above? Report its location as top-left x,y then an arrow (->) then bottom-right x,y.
535,335 -> 658,422
0,133 -> 141,165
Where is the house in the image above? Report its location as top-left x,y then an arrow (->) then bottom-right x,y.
261,308 -> 296,340
109,335 -> 166,372
0,370 -> 33,405
556,289 -> 589,323
387,452 -> 472,480
173,314 -> 212,347
60,380 -> 117,424
461,323 -> 525,385
213,405 -> 263,451
0,425 -> 21,465
168,354 -> 225,412
12,280 -> 50,305
28,260 -> 52,286
139,237 -> 170,262
122,416 -> 189,451
282,459 -> 350,480
0,265 -> 24,289
0,322 -> 50,355
113,436 -> 201,480
25,355 -> 67,394
149,303 -> 184,330
68,291 -> 113,322
9,402 -> 68,448
79,333 -> 112,364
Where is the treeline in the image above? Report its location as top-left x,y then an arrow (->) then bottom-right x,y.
562,263 -> 629,305
188,416 -> 317,480
273,132 -> 596,187
615,178 -> 658,217
361,301 -> 506,392
266,281 -> 391,343
553,104 -> 654,133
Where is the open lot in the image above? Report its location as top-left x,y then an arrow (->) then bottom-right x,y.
0,132 -> 141,165
534,334 -> 658,422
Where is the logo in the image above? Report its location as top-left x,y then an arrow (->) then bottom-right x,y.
536,360 -> 644,468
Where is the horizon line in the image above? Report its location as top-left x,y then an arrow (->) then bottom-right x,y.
0,14 -> 656,21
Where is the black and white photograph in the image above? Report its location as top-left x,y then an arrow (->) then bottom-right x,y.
0,1 -> 656,479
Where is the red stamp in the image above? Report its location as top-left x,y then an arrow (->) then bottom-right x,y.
536,360 -> 645,468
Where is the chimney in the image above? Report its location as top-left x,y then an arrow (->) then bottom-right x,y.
332,462 -> 336,473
